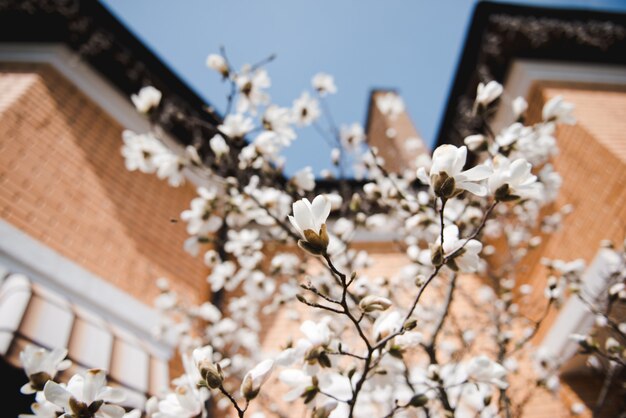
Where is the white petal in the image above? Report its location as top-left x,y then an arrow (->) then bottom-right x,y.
20,383 -> 36,395
458,164 -> 491,181
288,215 -> 303,237
451,146 -> 467,175
457,181 -> 487,197
83,369 -> 107,403
96,404 -> 126,418
98,387 -> 126,403
43,381 -> 71,410
292,199 -> 315,232
310,195 -> 331,229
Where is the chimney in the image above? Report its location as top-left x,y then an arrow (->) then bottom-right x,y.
365,90 -> 428,173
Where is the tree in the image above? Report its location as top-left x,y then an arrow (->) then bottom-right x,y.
17,50 -> 625,418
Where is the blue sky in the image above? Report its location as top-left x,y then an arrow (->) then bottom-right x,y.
100,0 -> 626,176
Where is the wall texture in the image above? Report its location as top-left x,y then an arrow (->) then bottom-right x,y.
0,64 -> 209,307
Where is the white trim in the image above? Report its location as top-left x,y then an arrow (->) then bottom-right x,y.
492,59 -> 626,131
0,44 -> 150,133
540,249 -> 621,368
0,220 -> 173,359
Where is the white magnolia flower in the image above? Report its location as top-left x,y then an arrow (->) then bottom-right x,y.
193,302 -> 222,323
512,96 -> 528,117
154,385 -> 206,418
240,359 -> 274,400
218,114 -> 254,139
153,151 -> 187,187
312,73 -> 337,96
542,95 -> 575,124
236,67 -> 271,114
131,86 -> 162,113
300,319 -> 332,347
488,156 -> 541,201
209,134 -> 229,157
339,123 -> 365,150
571,403 -> 586,415
292,92 -> 320,126
225,228 -> 263,258
466,355 -> 508,389
376,92 -> 404,119
292,166 -> 316,191
463,134 -> 485,151
121,130 -> 167,174
44,369 -> 125,418
270,253 -> 300,275
20,345 -> 71,394
206,54 -> 228,77
18,392 -> 62,418
373,310 -> 402,340
289,195 -> 331,254
191,345 -> 223,388
262,105 -> 296,145
432,224 -> 483,272
426,144 -> 491,198
359,295 -> 392,312
475,80 -> 503,107
207,261 -> 237,292
278,369 -> 313,402
181,187 -> 223,236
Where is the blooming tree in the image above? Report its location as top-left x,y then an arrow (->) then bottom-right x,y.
17,50 -> 625,418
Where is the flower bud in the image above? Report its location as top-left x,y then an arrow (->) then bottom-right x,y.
240,359 -> 274,401
432,172 -> 456,199
409,394 -> 429,407
199,359 -> 224,389
359,295 -> 392,312
464,134 -> 486,152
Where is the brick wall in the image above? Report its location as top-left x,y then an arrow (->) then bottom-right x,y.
0,64 -> 208,306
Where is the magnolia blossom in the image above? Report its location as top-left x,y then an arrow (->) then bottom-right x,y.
292,92 -> 320,126
359,295 -> 392,312
154,385 -> 206,418
425,144 -> 491,198
292,166 -> 316,191
466,356 -> 508,389
181,187 -> 222,236
207,260 -> 237,291
339,123 -> 365,150
131,86 -> 162,113
206,54 -> 229,77
121,130 -> 167,174
218,113 -> 254,139
289,195 -> 331,254
432,224 -> 483,272
488,156 -> 541,201
191,345 -> 223,388
262,105 -> 296,144
312,73 -> 337,96
278,369 -> 314,402
542,95 -> 575,124
20,345 -> 71,394
209,134 -> 229,157
463,134 -> 485,151
475,80 -> 503,107
376,92 -> 404,119
153,151 -> 187,187
236,67 -> 271,114
19,391 -> 62,418
44,369 -> 125,418
240,359 -> 274,400
512,96 -> 528,117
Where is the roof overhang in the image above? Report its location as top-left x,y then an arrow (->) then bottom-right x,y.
435,1 -> 626,148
